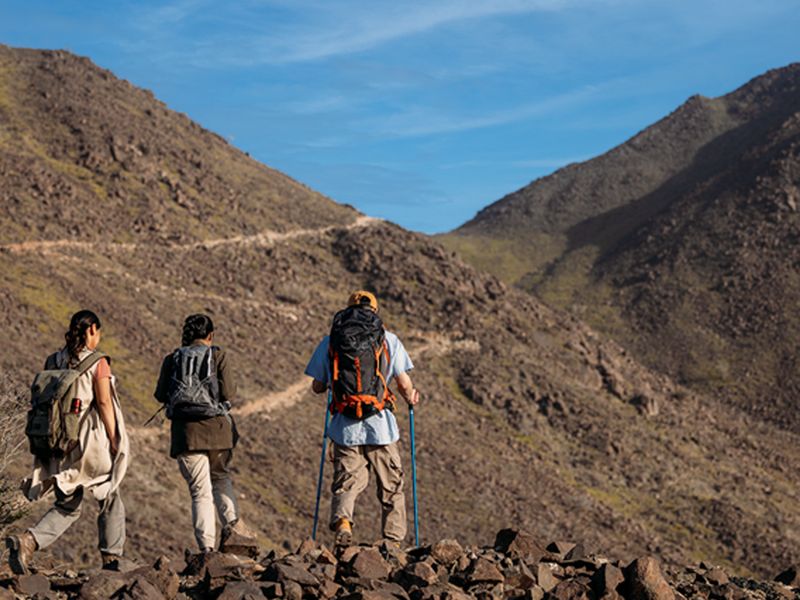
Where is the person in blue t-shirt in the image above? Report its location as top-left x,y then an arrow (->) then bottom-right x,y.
305,290 -> 420,545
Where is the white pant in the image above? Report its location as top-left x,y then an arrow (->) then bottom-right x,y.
177,450 -> 239,550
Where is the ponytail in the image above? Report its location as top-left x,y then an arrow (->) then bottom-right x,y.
65,310 -> 101,360
182,314 -> 214,346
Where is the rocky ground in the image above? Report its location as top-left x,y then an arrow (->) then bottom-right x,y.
2,528 -> 799,600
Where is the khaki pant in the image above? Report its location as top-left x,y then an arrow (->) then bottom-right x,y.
178,450 -> 239,550
29,487 -> 125,556
329,442 -> 406,542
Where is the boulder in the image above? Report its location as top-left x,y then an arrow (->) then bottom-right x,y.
220,525 -> 261,560
547,542 -> 577,559
548,579 -> 595,600
0,586 -> 14,600
318,579 -> 342,599
467,558 -> 505,585
525,585 -> 546,600
537,564 -> 561,592
402,560 -> 439,587
217,581 -> 267,600
591,563 -> 624,597
340,591 -> 398,600
80,571 -> 128,599
775,566 -> 800,587
430,539 -> 464,567
309,562 -> 337,581
12,574 -> 50,597
504,563 -> 536,590
704,567 -> 729,586
123,577 -> 166,600
351,548 -> 391,580
623,557 -> 674,600
133,556 -> 180,599
283,580 -> 303,600
269,562 -> 319,587
262,582 -> 283,599
494,529 -> 547,564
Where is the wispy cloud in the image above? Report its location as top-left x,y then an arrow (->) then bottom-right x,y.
365,83 -> 607,138
136,0 -> 595,67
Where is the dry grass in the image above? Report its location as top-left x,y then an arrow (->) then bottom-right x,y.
0,376 -> 29,545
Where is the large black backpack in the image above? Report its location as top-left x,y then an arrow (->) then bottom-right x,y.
166,345 -> 228,420
329,306 -> 395,419
26,351 -> 109,459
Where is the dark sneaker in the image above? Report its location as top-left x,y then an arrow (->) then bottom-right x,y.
6,532 -> 37,575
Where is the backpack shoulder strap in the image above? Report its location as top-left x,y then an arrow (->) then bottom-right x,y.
44,352 -> 60,370
74,351 -> 110,376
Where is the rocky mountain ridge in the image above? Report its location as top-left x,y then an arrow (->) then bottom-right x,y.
441,62 -> 800,429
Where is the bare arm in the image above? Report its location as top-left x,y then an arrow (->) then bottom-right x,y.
94,376 -> 118,455
394,372 -> 420,406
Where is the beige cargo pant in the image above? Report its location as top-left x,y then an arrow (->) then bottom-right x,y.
29,487 -> 125,556
329,442 -> 406,541
177,450 -> 239,550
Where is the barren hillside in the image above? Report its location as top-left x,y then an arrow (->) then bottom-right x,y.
442,63 -> 800,430
1,47 -> 799,578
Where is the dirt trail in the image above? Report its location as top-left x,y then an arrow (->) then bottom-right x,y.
0,215 -> 379,254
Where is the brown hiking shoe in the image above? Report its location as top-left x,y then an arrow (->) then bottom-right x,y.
6,532 -> 37,575
101,553 -> 140,572
334,518 -> 352,547
219,519 -> 259,558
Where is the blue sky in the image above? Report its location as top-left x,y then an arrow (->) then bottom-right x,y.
2,1 -> 799,233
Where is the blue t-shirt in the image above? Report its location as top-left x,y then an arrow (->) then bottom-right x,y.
304,331 -> 414,446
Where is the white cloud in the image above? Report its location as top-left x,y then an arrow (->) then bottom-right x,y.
140,0 -> 598,67
366,83 -> 606,138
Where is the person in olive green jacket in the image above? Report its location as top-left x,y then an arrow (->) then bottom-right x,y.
154,314 -> 249,553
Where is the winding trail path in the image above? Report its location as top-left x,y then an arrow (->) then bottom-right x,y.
0,215 -> 379,255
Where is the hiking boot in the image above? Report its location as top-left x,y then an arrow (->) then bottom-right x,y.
334,518 -> 352,547
219,519 -> 259,558
101,554 -> 140,572
6,531 -> 37,575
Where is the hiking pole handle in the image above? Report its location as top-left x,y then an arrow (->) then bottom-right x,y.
409,405 -> 420,546
312,389 -> 333,540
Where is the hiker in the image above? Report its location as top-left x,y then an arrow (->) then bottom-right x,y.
6,310 -> 129,574
305,291 -> 420,545
154,314 -> 253,553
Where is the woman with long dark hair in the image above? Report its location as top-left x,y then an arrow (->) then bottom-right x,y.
154,314 -> 254,553
6,310 -> 129,573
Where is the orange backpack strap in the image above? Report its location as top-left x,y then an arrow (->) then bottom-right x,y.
331,351 -> 339,382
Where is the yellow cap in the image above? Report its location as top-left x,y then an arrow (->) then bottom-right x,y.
348,290 -> 378,312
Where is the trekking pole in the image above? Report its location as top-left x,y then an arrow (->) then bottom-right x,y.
312,389 -> 333,540
409,405 -> 420,546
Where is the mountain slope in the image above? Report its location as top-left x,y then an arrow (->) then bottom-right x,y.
1,47 -> 800,577
441,63 -> 800,429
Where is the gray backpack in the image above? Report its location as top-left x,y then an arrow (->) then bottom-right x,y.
166,345 -> 229,420
26,351 -> 109,459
